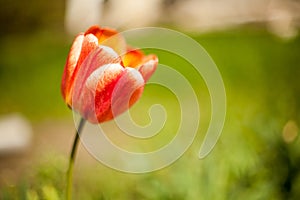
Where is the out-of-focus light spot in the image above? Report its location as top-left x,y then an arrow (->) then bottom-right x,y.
65,0 -> 103,35
282,120 -> 299,143
267,8 -> 298,39
0,114 -> 32,153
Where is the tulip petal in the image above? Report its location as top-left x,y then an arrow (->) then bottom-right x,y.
71,46 -> 121,122
122,49 -> 158,82
73,45 -> 120,98
85,25 -> 126,56
74,64 -> 144,123
75,34 -> 99,72
136,55 -> 158,82
61,33 -> 84,102
62,33 -> 99,105
78,64 -> 125,123
110,68 -> 144,120
121,48 -> 144,68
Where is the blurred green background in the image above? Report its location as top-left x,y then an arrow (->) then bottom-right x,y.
0,0 -> 300,199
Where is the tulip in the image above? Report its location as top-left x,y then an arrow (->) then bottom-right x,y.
62,26 -> 158,200
61,25 -> 158,123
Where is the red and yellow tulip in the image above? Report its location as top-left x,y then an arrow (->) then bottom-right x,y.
61,25 -> 158,123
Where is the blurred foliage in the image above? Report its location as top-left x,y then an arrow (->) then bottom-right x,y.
0,30 -> 70,121
0,0 -> 64,36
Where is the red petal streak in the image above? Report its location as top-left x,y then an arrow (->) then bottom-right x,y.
92,64 -> 126,123
61,33 -> 84,103
72,48 -> 121,123
110,68 -> 144,121
62,33 -> 99,105
75,64 -> 124,123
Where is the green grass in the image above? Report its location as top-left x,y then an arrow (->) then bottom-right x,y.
1,27 -> 300,199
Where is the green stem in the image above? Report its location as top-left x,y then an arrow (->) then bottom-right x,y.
66,118 -> 86,200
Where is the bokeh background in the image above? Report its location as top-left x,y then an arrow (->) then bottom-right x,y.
1,0 -> 300,199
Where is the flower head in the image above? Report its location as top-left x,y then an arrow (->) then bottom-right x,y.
61,25 -> 158,123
